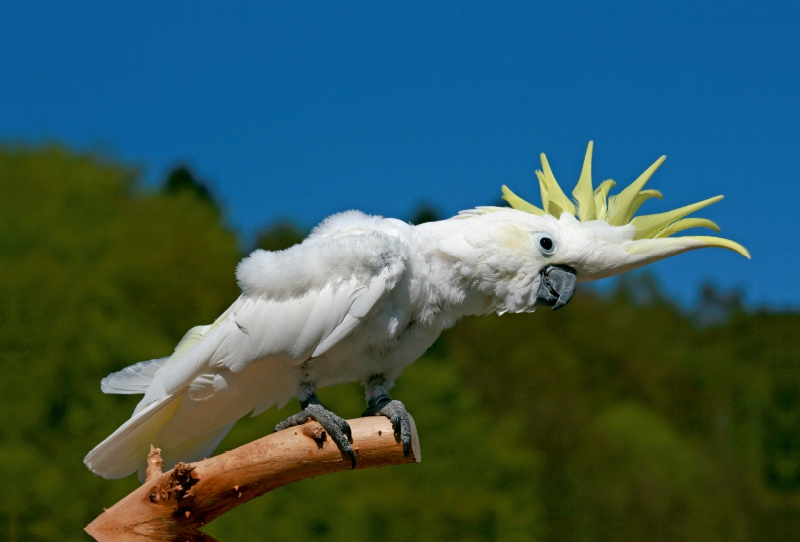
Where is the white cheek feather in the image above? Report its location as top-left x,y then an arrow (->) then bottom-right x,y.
431,211 -> 549,314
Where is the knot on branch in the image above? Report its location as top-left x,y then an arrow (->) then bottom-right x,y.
301,421 -> 327,445
149,462 -> 198,510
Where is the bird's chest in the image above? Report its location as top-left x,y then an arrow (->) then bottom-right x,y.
308,295 -> 443,386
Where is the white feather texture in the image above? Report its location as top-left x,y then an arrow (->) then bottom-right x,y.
236,211 -> 408,300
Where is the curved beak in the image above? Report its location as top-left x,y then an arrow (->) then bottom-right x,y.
535,265 -> 577,311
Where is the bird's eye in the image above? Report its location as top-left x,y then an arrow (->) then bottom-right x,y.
536,233 -> 556,256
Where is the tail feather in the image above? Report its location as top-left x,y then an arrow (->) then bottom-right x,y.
85,392 -> 238,480
100,324 -> 213,395
135,422 -> 235,482
87,320 -> 241,480
84,393 -> 181,479
101,357 -> 169,394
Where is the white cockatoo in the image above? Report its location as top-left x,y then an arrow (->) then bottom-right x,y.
85,142 -> 749,480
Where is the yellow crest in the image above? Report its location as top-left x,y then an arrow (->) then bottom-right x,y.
501,142 -> 749,258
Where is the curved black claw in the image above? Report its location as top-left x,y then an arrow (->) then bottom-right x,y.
275,396 -> 356,469
363,396 -> 412,457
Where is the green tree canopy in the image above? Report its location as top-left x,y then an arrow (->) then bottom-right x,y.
1,146 -> 241,539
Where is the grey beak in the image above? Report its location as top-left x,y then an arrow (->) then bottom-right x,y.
535,265 -> 577,310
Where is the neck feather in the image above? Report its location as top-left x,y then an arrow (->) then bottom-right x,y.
416,213 -> 543,316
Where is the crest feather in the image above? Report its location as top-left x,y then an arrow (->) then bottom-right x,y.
537,154 -> 575,217
654,217 -> 720,238
500,142 -> 747,258
501,185 -> 544,215
573,141 -> 597,221
626,236 -> 750,259
606,156 -> 666,225
593,179 -> 617,221
629,195 -> 723,240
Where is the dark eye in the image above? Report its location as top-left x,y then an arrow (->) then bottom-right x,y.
535,233 -> 556,255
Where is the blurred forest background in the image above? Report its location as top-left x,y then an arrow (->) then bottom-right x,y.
3,146 -> 799,541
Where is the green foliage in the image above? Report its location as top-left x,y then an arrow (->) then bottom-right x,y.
2,145 -> 799,541
162,165 -> 217,209
255,221 -> 306,252
448,282 -> 800,540
1,146 -> 241,540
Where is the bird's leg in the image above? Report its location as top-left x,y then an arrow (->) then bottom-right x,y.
361,374 -> 412,457
274,382 -> 355,468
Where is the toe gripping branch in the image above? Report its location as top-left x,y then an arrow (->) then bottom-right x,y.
274,394 -> 356,469
363,395 -> 412,457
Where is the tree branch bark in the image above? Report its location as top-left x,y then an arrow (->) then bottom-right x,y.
85,415 -> 421,542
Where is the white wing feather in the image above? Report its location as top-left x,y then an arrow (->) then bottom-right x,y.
151,272 -> 392,400
100,357 -> 168,394
86,213 -> 410,479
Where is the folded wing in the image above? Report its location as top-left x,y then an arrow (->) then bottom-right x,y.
86,217 -> 410,479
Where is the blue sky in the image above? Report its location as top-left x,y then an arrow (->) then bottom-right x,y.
2,2 -> 798,307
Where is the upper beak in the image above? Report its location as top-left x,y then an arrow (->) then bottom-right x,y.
535,265 -> 577,310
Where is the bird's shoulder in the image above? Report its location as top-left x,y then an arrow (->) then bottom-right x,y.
236,210 -> 412,301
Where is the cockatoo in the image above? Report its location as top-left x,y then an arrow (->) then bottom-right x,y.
85,142 -> 749,480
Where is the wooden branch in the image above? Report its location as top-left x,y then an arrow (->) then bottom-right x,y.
85,416 -> 421,542
145,445 -> 163,482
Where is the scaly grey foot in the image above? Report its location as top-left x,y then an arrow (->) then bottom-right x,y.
362,396 -> 412,457
275,395 -> 356,469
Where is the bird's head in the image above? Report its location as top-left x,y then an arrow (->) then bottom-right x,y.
462,142 -> 749,311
